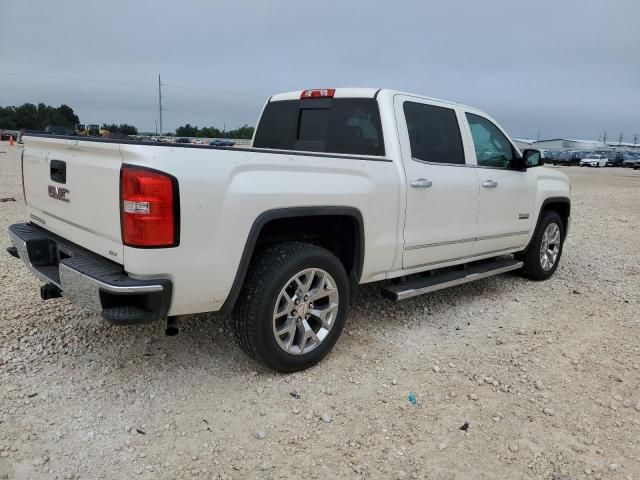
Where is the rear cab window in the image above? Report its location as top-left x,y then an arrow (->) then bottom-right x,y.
253,97 -> 385,156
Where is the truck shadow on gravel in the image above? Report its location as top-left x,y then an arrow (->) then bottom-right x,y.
71,271 -> 526,376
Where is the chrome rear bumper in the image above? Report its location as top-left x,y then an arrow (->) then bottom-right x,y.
8,223 -> 172,324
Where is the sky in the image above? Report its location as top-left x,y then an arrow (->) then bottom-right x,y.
1,0 -> 639,140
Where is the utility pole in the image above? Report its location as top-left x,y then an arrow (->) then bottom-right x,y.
603,131 -> 607,144
155,120 -> 158,136
158,74 -> 163,136
633,133 -> 638,148
537,129 -> 540,141
618,133 -> 623,147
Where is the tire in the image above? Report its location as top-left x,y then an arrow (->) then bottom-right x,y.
518,210 -> 565,281
232,241 -> 350,372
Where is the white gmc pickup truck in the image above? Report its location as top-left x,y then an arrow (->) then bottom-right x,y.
8,88 -> 570,372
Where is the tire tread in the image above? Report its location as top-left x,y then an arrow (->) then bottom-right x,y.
232,241 -> 342,369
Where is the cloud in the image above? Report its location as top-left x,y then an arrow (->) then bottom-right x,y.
1,0 -> 638,138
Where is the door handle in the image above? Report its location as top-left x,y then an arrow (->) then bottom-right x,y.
410,178 -> 433,188
482,180 -> 498,188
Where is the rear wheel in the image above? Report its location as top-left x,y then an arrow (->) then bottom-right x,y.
518,210 -> 564,281
232,242 -> 349,372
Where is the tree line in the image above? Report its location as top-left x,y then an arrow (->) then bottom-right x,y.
1,102 -> 255,139
0,103 -> 79,130
101,124 -> 138,135
174,123 -> 254,139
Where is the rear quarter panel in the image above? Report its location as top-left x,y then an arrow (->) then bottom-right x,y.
119,145 -> 401,315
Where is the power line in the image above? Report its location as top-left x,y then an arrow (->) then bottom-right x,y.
0,86 -> 261,109
0,71 -> 268,100
0,71 -> 153,86
0,85 -> 157,100
162,83 -> 266,99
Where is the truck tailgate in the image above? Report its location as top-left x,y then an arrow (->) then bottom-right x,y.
22,136 -> 124,264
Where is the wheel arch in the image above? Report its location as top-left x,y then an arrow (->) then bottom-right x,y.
525,196 -> 570,251
220,206 -> 365,314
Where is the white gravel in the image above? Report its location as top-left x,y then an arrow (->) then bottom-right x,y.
1,143 -> 639,479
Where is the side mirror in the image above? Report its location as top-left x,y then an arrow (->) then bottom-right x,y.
523,149 -> 543,168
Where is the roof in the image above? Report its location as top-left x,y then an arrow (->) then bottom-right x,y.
270,88 -> 379,101
269,88 -> 478,112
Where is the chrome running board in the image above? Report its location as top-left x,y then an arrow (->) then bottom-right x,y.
381,258 -> 523,301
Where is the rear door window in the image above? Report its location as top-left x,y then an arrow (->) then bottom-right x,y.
403,102 -> 465,165
253,98 -> 385,156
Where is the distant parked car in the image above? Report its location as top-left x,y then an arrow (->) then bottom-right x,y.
545,150 -> 562,164
176,137 -> 191,144
555,151 -> 582,166
209,139 -> 235,147
606,152 -> 624,167
580,154 -> 608,167
622,154 -> 639,168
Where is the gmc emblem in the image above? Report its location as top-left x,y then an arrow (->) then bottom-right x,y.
48,185 -> 70,203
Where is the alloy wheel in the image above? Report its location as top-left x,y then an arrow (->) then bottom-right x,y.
272,268 -> 339,355
539,222 -> 561,271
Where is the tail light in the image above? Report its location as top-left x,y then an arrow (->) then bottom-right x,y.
300,88 -> 335,99
120,165 -> 179,247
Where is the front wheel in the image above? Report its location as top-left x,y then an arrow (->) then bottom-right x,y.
232,242 -> 349,372
518,211 -> 565,281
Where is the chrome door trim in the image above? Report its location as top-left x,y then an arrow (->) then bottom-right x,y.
405,230 -> 529,251
410,157 -> 524,171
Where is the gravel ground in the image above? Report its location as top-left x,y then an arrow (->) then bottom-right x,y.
1,143 -> 639,480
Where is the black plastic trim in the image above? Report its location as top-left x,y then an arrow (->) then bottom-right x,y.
21,149 -> 27,206
524,197 -> 571,251
22,134 -> 393,163
219,206 -> 365,314
120,164 -> 181,249
50,160 -> 66,184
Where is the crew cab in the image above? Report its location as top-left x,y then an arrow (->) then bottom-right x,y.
7,88 -> 571,372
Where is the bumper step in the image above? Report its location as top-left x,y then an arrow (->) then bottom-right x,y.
382,257 -> 523,301
8,222 -> 173,324
102,306 -> 155,325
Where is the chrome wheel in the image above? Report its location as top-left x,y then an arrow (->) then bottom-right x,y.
539,222 -> 561,271
272,268 -> 339,355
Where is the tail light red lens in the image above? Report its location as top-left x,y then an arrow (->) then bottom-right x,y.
120,166 -> 179,247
